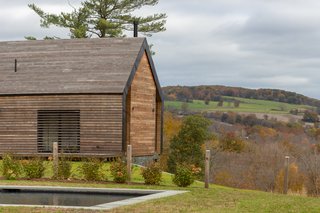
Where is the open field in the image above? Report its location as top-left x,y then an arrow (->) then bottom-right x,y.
165,97 -> 315,114
0,161 -> 320,212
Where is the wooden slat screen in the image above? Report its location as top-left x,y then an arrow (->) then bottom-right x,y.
37,110 -> 80,153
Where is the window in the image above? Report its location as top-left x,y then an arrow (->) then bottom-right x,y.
37,110 -> 80,153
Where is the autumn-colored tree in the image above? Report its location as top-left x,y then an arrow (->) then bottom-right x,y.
251,126 -> 277,142
302,110 -> 319,123
275,163 -> 305,194
179,88 -> 193,102
242,114 -> 258,126
163,112 -> 182,141
221,112 -> 237,124
167,115 -> 212,176
226,112 -> 237,124
159,112 -> 181,170
306,127 -> 320,140
219,132 -> 245,153
286,122 -> 304,134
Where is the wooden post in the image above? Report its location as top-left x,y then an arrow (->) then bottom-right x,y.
284,155 -> 290,194
127,145 -> 132,182
53,142 -> 59,178
205,150 -> 210,189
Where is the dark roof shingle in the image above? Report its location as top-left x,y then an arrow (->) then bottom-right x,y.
0,38 -> 145,95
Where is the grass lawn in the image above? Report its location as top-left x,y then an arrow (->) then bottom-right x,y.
0,161 -> 320,212
165,97 -> 314,114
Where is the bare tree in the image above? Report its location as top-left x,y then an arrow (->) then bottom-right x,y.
299,148 -> 320,196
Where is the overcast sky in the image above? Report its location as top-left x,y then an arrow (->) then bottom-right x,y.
1,1 -> 320,98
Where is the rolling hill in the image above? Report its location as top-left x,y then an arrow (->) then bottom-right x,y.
163,85 -> 320,108
165,96 -> 314,114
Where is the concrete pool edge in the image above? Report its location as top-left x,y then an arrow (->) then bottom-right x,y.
0,185 -> 188,210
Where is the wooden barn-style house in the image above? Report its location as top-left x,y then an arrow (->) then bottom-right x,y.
0,38 -> 163,157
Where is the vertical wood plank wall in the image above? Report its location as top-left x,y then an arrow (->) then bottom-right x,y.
0,95 -> 122,155
156,99 -> 162,153
127,52 -> 159,156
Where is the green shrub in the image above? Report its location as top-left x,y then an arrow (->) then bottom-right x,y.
22,158 -> 45,179
1,153 -> 22,180
167,115 -> 211,175
53,156 -> 71,180
80,158 -> 104,181
110,158 -> 127,183
141,162 -> 162,185
172,165 -> 195,187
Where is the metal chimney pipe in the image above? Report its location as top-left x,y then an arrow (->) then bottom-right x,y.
14,59 -> 17,72
133,21 -> 138,37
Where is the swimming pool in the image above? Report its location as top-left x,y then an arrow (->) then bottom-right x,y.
0,185 -> 187,210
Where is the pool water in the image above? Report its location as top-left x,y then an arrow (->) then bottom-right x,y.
0,189 -> 146,207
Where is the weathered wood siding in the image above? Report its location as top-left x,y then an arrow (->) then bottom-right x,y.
156,99 -> 162,153
0,95 -> 122,156
127,52 -> 158,156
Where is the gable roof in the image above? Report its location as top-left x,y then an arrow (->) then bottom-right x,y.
0,37 -> 162,99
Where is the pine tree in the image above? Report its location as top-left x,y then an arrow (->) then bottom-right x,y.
28,0 -> 166,38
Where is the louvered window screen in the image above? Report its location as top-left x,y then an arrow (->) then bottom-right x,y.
37,110 -> 80,153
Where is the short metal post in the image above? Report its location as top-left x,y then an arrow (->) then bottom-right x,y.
127,145 -> 132,182
205,150 -> 211,188
284,156 -> 290,194
53,142 -> 59,178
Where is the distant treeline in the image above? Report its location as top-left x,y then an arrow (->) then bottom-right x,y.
163,85 -> 320,107
205,111 -> 304,131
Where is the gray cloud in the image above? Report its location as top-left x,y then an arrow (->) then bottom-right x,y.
148,0 -> 320,98
1,0 -> 320,98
